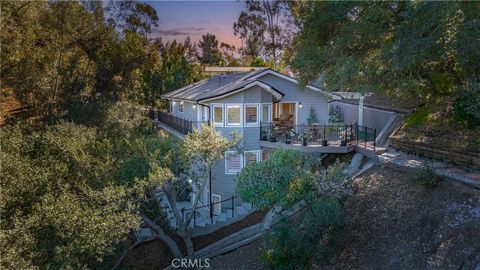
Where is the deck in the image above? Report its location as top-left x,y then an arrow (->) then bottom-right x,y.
152,111 -> 378,155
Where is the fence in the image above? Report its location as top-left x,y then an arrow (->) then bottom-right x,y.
260,122 -> 376,150
157,111 -> 208,135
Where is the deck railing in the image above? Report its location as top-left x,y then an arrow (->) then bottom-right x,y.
260,122 -> 376,150
157,111 -> 208,135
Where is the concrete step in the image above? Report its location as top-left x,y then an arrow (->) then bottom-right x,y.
216,212 -> 228,222
235,206 -> 248,216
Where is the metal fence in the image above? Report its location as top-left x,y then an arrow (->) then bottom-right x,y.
157,111 -> 208,135
260,122 -> 376,150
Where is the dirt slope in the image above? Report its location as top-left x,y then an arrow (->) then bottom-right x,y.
330,165 -> 480,269
210,165 -> 480,269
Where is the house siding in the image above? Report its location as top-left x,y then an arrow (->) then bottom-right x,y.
257,73 -> 330,124
164,74 -> 333,210
170,100 -> 198,122
204,86 -> 268,207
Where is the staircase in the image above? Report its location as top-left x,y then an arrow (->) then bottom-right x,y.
188,202 -> 254,230
154,191 -> 255,236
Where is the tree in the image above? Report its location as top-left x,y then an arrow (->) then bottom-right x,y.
239,0 -> 283,68
237,149 -> 351,268
0,1 -> 160,124
197,33 -> 222,65
291,2 -> 480,128
233,10 -> 266,58
135,124 -> 240,259
0,107 -> 154,269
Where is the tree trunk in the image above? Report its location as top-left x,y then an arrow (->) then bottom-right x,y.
182,234 -> 195,258
140,213 -> 183,258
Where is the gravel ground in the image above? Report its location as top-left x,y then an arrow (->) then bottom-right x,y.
210,165 -> 480,270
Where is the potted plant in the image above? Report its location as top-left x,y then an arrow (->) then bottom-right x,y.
269,126 -> 277,142
285,129 -> 294,144
260,126 -> 268,141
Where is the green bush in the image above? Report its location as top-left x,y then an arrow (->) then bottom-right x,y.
261,198 -> 346,269
413,163 -> 440,188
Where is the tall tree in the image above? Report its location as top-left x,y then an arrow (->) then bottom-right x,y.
197,33 -> 222,65
291,1 -> 480,127
233,10 -> 266,58
239,0 -> 283,68
0,1 -> 160,124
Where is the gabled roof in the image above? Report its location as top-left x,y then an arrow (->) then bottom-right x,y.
161,68 -> 340,103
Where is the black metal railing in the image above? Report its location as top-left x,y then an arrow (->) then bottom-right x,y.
260,122 -> 376,150
356,125 -> 377,150
157,111 -> 208,135
180,195 -> 246,227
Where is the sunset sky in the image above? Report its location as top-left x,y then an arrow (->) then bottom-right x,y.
148,1 -> 244,47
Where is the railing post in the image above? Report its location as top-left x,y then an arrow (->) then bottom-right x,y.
181,208 -> 185,221
193,211 -> 196,227
374,128 -> 377,151
364,126 -> 367,148
356,124 -> 359,145
231,195 -> 235,217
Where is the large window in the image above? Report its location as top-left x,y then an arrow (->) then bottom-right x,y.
212,104 -> 223,126
262,103 -> 272,123
244,104 -> 260,126
244,150 -> 260,167
226,104 -> 242,126
178,101 -> 184,113
225,151 -> 242,174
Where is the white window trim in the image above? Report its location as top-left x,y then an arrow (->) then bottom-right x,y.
261,103 -> 272,123
225,151 -> 243,174
211,103 -> 224,127
178,101 -> 184,114
225,103 -> 243,127
244,150 -> 261,166
244,103 -> 260,127
212,194 -> 222,214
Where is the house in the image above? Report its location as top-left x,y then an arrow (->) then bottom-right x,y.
159,68 -> 375,214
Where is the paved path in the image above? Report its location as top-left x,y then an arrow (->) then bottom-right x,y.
378,148 -> 480,188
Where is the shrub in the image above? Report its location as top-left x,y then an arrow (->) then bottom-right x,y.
413,162 -> 440,188
261,198 -> 346,269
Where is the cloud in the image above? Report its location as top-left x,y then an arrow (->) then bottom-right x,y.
154,27 -> 206,36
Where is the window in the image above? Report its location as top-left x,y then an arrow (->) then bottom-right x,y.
244,104 -> 260,126
244,150 -> 260,167
212,104 -> 223,126
212,194 -> 221,214
178,101 -> 184,113
226,104 -> 242,126
262,149 -> 271,161
225,151 -> 242,174
262,103 -> 272,123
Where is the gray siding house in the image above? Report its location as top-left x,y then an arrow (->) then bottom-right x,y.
160,69 -> 341,210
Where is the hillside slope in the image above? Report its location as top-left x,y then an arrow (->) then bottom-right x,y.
210,165 -> 480,269
330,165 -> 479,269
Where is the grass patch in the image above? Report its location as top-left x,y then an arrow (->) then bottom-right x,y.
404,106 -> 431,128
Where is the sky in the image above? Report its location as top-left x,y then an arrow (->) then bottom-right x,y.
147,1 -> 244,47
